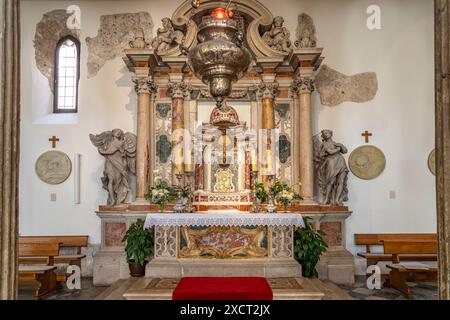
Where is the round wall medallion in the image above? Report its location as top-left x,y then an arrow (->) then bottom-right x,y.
428,149 -> 436,176
35,151 -> 72,185
349,145 -> 386,180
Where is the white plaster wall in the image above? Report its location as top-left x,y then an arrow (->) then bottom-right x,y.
20,0 -> 436,274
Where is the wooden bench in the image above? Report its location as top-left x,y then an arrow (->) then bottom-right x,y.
19,242 -> 60,299
18,236 -> 88,282
355,233 -> 437,267
384,240 -> 438,298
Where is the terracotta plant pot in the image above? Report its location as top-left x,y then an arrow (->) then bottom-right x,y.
128,260 -> 148,277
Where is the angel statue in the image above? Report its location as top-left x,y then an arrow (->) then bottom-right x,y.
262,16 -> 291,52
90,129 -> 137,206
313,130 -> 349,206
151,17 -> 184,54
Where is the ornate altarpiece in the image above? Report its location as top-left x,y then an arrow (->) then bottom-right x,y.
94,0 -> 354,287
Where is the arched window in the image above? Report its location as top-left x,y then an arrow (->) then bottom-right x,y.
54,36 -> 80,113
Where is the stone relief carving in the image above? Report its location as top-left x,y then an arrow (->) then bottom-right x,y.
90,129 -> 137,206
349,145 -> 386,180
34,9 -> 80,92
262,16 -> 291,53
313,130 -> 349,206
295,13 -> 317,48
315,65 -> 378,107
151,18 -> 185,55
86,12 -> 153,78
35,151 -> 72,185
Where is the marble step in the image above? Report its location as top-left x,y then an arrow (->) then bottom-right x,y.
308,278 -> 353,300
146,258 -> 302,279
122,277 -> 325,300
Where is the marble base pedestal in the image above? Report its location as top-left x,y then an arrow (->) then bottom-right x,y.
146,258 -> 302,278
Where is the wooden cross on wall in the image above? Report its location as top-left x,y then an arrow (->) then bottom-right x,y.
49,136 -> 60,148
361,130 -> 373,143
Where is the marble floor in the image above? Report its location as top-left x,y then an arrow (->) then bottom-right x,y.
336,276 -> 438,300
19,278 -> 109,300
18,276 -> 438,300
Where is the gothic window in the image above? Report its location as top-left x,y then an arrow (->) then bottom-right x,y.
54,36 -> 80,113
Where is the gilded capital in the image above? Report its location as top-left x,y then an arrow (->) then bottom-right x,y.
291,77 -> 315,94
168,81 -> 192,99
257,82 -> 279,100
133,76 -> 157,95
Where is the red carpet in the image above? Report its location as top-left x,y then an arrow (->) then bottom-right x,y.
172,277 -> 273,300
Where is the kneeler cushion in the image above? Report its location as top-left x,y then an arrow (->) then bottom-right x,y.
172,277 -> 273,300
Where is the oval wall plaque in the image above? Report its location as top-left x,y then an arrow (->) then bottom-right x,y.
349,145 -> 386,180
428,149 -> 436,176
35,151 -> 72,185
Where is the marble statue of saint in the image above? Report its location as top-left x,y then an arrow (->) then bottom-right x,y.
151,17 -> 184,54
313,130 -> 349,206
262,16 -> 291,52
90,129 -> 137,206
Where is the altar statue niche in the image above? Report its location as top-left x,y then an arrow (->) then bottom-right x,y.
90,129 -> 137,206
313,130 -> 349,206
193,102 -> 252,208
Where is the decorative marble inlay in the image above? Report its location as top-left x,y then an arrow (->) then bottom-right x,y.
321,222 -> 342,247
271,226 -> 293,258
156,135 -> 172,164
179,226 -> 268,259
274,102 -> 292,184
275,103 -> 290,118
154,226 -> 177,258
278,135 -> 291,164
104,222 -> 126,247
154,100 -> 172,182
156,103 -> 171,119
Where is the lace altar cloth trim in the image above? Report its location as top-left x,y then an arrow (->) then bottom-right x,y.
144,213 -> 305,228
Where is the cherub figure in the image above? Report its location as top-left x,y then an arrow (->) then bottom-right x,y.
90,129 -> 137,206
151,17 -> 184,54
262,16 -> 291,52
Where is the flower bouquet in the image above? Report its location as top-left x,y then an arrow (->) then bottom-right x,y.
146,178 -> 175,212
270,181 -> 303,212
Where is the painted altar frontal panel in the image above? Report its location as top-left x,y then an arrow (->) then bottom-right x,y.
154,225 -> 293,260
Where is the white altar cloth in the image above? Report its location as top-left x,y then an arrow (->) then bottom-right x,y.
144,213 -> 305,229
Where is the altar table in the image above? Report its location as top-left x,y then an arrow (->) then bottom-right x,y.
144,213 -> 304,261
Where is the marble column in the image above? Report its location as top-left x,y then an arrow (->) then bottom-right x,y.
435,0 -> 450,300
0,0 -> 20,300
258,82 -> 279,186
292,75 -> 315,203
133,75 -> 157,201
168,81 -> 190,185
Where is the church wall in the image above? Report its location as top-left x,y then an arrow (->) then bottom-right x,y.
19,0 -> 435,275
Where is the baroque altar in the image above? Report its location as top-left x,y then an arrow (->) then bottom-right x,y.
92,0 -> 355,287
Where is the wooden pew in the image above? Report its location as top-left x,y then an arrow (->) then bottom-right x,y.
354,233 -> 437,266
19,236 -> 88,282
384,240 -> 438,298
19,242 -> 60,299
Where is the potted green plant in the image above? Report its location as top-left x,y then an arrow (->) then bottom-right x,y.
294,217 -> 328,278
122,219 -> 154,277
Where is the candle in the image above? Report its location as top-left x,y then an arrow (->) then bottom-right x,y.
251,149 -> 258,172
267,149 -> 273,174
